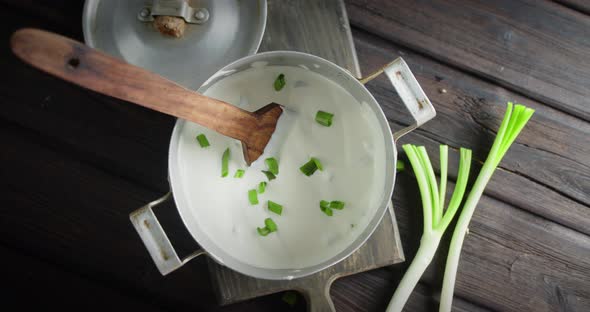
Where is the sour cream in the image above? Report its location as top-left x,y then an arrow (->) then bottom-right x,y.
175,65 -> 386,269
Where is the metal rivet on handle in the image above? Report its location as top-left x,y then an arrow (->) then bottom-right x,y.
139,8 -> 151,18
194,8 -> 210,23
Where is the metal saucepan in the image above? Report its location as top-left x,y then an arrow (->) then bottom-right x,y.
130,51 -> 435,281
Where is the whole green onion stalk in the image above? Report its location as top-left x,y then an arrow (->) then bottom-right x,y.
386,103 -> 534,312
387,145 -> 472,312
439,103 -> 534,312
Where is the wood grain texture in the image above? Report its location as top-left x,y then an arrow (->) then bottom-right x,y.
0,124 -> 290,312
3,119 -> 588,312
259,0 -> 361,77
554,0 -> 590,14
0,246 -> 164,311
331,270 -> 491,312
390,174 -> 590,311
353,29 -> 590,235
346,0 -> 590,121
10,28 -> 281,164
0,0 -> 589,311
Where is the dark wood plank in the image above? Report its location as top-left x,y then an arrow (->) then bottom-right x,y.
0,3 -> 172,192
260,0 -> 361,77
0,245 -> 165,311
0,124 -> 302,312
352,29 -> 590,235
0,0 -> 84,38
331,270 -> 492,312
390,174 -> 590,311
346,0 -> 590,121
554,0 -> 590,15
4,118 -> 588,312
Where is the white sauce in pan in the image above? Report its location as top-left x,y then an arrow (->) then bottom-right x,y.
176,66 -> 386,269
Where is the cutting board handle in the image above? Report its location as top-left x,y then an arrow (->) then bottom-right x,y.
300,277 -> 336,312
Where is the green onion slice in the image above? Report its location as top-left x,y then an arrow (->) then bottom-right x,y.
330,201 -> 345,210
248,189 -> 259,205
196,134 -> 210,147
299,159 -> 318,176
320,205 -> 333,216
315,111 -> 334,127
257,227 -> 270,236
396,160 -> 405,171
234,169 -> 245,178
274,73 -> 286,91
262,170 -> 276,181
312,157 -> 323,171
258,181 -> 267,194
265,157 -> 279,175
265,218 -> 278,232
268,200 -> 283,215
221,148 -> 230,177
282,291 -> 297,306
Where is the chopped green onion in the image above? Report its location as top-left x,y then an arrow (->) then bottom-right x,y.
234,169 -> 245,178
248,189 -> 258,205
312,157 -> 323,171
396,160 -> 405,171
265,218 -> 277,232
221,148 -> 230,177
315,111 -> 334,127
282,291 -> 297,306
299,158 -> 319,176
262,170 -> 276,181
265,157 -> 279,175
268,200 -> 283,215
196,134 -> 210,147
274,73 -> 286,91
320,200 -> 333,216
257,227 -> 270,236
257,218 -> 278,237
258,181 -> 267,194
320,205 -> 333,216
330,201 -> 345,210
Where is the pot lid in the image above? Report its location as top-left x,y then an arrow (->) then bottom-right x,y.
83,0 -> 266,89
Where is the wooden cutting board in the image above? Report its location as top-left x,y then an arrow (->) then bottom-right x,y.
207,1 -> 405,311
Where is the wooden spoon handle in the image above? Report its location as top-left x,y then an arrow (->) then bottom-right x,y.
10,28 -> 257,142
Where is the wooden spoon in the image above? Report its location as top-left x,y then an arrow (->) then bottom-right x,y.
10,28 -> 283,165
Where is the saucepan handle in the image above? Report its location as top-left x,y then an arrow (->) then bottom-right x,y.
359,57 -> 436,140
129,192 -> 206,275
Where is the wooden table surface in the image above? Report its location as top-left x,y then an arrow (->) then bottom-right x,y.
1,1 -> 589,311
